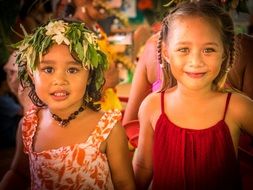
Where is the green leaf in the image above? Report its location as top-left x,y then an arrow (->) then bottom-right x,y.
75,42 -> 84,61
89,45 -> 99,68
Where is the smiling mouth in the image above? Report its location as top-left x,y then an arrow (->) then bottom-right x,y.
51,91 -> 69,101
185,72 -> 206,78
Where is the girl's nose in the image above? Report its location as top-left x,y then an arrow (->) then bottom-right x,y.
189,52 -> 204,68
52,72 -> 68,86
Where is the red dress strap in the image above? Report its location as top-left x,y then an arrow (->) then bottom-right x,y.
222,93 -> 232,120
160,91 -> 165,114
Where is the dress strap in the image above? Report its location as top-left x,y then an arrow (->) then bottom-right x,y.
88,110 -> 122,147
22,106 -> 39,153
222,92 -> 232,120
161,91 -> 165,114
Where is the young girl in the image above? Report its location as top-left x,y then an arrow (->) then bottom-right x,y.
0,19 -> 135,190
133,1 -> 253,190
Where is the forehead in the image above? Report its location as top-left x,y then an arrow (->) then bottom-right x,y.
41,44 -> 84,66
167,16 -> 222,43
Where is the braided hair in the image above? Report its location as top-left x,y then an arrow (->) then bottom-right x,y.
158,1 -> 236,91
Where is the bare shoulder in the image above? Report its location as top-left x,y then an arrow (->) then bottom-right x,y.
141,32 -> 159,53
138,92 -> 161,124
86,109 -> 108,121
147,32 -> 159,44
139,92 -> 161,111
229,92 -> 253,133
230,92 -> 253,113
141,33 -> 159,56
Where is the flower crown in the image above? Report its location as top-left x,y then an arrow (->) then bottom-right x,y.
15,19 -> 108,69
13,19 -> 109,109
14,19 -> 108,89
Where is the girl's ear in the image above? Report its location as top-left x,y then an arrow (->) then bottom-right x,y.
162,41 -> 170,63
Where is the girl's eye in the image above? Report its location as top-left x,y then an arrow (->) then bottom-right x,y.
178,48 -> 189,53
203,48 -> 215,53
68,67 -> 79,74
42,67 -> 53,73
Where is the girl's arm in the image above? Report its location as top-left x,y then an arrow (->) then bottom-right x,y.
122,34 -> 158,125
132,95 -> 155,190
0,119 -> 30,189
106,122 -> 136,190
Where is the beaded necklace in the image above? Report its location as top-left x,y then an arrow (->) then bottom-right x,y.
50,105 -> 85,127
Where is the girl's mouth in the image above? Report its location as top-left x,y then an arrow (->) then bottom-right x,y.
185,72 -> 206,79
51,91 -> 69,101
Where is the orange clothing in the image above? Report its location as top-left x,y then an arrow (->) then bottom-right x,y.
22,107 -> 121,190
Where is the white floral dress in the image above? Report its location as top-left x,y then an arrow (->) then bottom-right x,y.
22,107 -> 121,190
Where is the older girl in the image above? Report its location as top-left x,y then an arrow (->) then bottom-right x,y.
133,1 -> 253,190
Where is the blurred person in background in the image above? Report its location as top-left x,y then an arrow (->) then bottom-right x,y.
0,63 -> 21,149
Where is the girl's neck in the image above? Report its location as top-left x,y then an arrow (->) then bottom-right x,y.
173,84 -> 216,100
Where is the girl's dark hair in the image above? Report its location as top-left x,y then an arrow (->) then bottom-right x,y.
157,1 -> 236,91
18,18 -> 106,111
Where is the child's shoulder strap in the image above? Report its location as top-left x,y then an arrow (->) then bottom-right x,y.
222,92 -> 232,120
22,106 -> 39,153
91,109 -> 122,146
160,91 -> 165,114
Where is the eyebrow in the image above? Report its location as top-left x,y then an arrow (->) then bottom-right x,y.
204,42 -> 220,47
175,42 -> 220,47
39,60 -> 81,65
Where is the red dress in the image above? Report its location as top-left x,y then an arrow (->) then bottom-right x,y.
152,92 -> 242,190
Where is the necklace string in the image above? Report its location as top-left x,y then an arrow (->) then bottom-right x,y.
50,105 -> 86,127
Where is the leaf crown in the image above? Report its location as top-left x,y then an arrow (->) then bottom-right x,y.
14,19 -> 109,109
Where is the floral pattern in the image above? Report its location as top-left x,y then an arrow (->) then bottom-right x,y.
22,107 -> 121,190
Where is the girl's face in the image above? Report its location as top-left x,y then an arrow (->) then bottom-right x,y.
31,44 -> 89,112
164,16 -> 224,91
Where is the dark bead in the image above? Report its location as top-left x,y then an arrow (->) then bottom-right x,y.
51,105 -> 86,127
69,114 -> 76,120
61,120 -> 69,126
